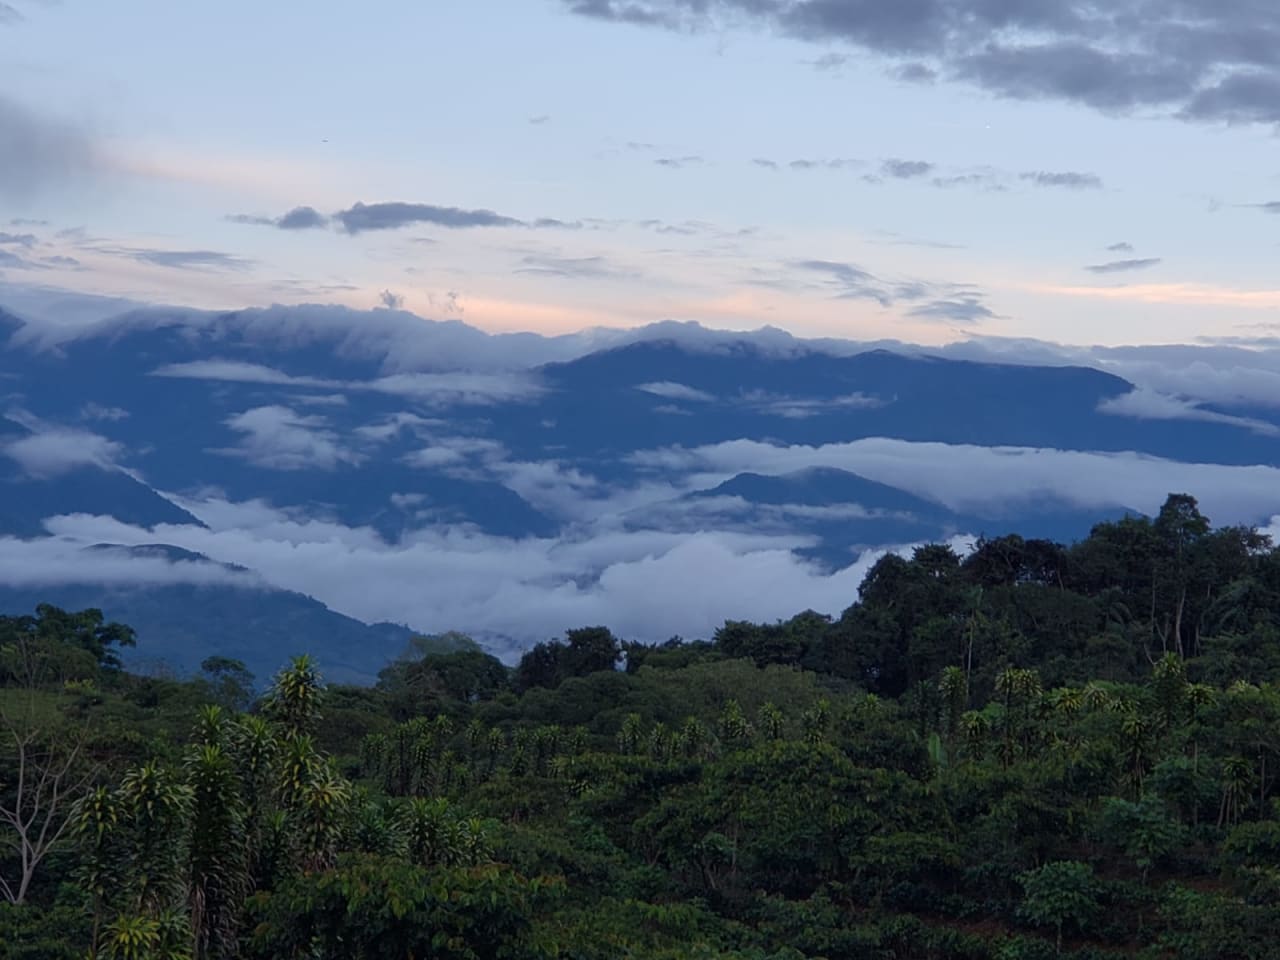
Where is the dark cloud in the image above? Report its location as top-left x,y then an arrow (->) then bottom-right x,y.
0,232 -> 37,247
1085,257 -> 1163,274
790,259 -> 891,306
564,0 -> 1280,126
1258,202 -> 1280,214
107,248 -> 254,271
752,158 -> 780,170
379,289 -> 405,309
532,217 -> 583,229
907,297 -> 996,323
230,208 -> 327,232
894,62 -> 937,83
785,259 -> 994,322
1107,241 -> 1135,252
0,95 -> 97,202
932,172 -> 1005,190
881,158 -> 935,179
655,155 -> 704,168
334,202 -> 524,234
277,206 -> 328,230
1020,170 -> 1103,189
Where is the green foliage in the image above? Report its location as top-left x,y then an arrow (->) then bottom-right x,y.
246,855 -> 557,960
6,494 -> 1280,957
1017,861 -> 1099,950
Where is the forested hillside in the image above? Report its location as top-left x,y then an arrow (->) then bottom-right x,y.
3,494 -> 1279,958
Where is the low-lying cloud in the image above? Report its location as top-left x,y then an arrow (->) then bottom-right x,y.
627,436 -> 1280,527
1098,387 -> 1278,436
217,405 -> 363,471
2,422 -> 124,477
31,503 -> 912,654
636,381 -> 716,402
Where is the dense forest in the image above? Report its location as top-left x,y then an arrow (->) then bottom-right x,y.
3,493 -> 1280,958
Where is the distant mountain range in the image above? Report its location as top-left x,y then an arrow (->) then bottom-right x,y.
2,298 -> 1277,680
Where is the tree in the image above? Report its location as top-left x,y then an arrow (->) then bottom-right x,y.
263,655 -> 323,739
198,658 -> 255,713
1,606 -> 136,689
0,711 -> 93,904
1017,860 -> 1099,952
563,627 -> 621,677
244,856 -> 551,960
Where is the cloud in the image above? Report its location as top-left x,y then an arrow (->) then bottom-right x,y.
1107,242 -> 1135,253
1021,171 -> 1103,190
516,255 -> 635,279
152,360 -> 543,406
228,205 -> 328,230
811,52 -> 849,71
790,259 -> 889,305
80,403 -> 130,423
333,201 -> 524,233
752,158 -> 779,170
907,296 -> 996,323
742,390 -> 886,419
152,361 -> 340,389
655,155 -> 704,169
379,289 -> 405,310
636,381 -> 716,402
1099,387 -> 1279,436
2,423 -> 124,477
0,95 -> 97,202
403,435 -> 506,470
96,247 -> 254,272
627,437 -> 1280,527
771,260 -> 996,322
217,405 -> 362,471
0,537 -> 260,589
1257,202 -> 1280,214
528,114 -> 551,125
0,232 -> 37,248
881,158 -> 934,179
566,0 -> 1280,125
1085,258 -> 1162,274
34,501 -> 913,653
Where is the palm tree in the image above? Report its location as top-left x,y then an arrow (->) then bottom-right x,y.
1218,755 -> 1253,828
184,744 -> 246,960
263,655 -> 324,739
757,702 -> 784,741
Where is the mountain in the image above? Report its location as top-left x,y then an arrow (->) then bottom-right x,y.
1,299 -> 1277,677
0,544 -> 414,684
0,417 -> 205,538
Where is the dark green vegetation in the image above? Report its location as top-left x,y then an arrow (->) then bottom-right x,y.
3,494 -> 1280,958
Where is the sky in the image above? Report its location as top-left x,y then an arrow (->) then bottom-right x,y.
3,0 -> 1280,346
